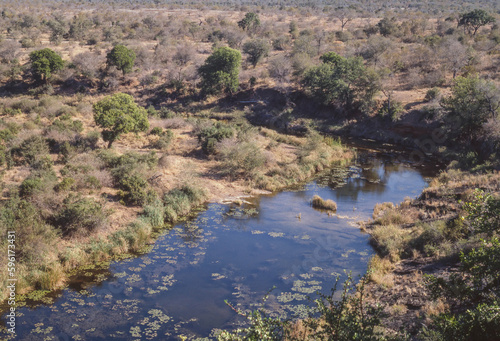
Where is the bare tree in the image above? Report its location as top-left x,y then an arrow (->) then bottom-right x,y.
439,39 -> 475,78
333,8 -> 353,32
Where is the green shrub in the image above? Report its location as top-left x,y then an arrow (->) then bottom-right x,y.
55,177 -> 76,192
83,176 -> 102,190
462,189 -> 500,235
197,122 -> 234,155
50,116 -> 84,133
118,174 -> 155,206
150,127 -> 163,135
142,200 -> 165,229
152,129 -> 174,150
12,135 -> 50,166
111,219 -> 152,253
54,195 -> 107,236
20,178 -> 43,197
424,87 -> 441,102
217,139 -> 265,177
163,185 -> 206,223
422,303 -> 500,341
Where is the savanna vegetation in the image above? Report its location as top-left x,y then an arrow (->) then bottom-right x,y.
0,0 -> 499,339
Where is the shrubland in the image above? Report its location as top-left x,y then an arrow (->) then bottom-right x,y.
0,1 -> 498,339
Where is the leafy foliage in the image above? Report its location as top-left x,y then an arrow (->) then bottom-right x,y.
462,189 -> 500,235
198,47 -> 241,95
29,48 -> 64,82
54,195 -> 107,236
93,93 -> 149,148
197,122 -> 234,155
302,52 -> 379,113
237,12 -> 260,32
424,189 -> 500,340
243,39 -> 270,68
218,273 -> 383,341
441,76 -> 500,140
106,44 -> 136,75
458,10 -> 496,36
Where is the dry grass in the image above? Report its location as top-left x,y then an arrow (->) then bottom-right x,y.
373,202 -> 395,219
370,224 -> 412,261
368,255 -> 395,288
311,195 -> 338,211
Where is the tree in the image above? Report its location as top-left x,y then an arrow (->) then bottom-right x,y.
106,45 -> 136,75
93,93 -> 149,148
242,39 -> 269,68
377,17 -> 400,37
198,46 -> 241,95
441,76 -> 500,140
333,8 -> 353,32
458,9 -> 496,36
302,52 -> 379,113
439,39 -> 475,79
238,12 -> 260,32
29,48 -> 64,83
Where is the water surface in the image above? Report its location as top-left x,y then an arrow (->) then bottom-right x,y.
1,149 -> 437,340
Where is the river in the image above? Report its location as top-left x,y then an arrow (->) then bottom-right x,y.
1,146 -> 440,340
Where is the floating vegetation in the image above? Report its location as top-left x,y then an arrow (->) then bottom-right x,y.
277,292 -> 307,303
291,279 -> 322,294
341,249 -> 356,258
211,273 -> 226,280
251,230 -> 265,234
268,232 -> 284,238
311,267 -> 323,272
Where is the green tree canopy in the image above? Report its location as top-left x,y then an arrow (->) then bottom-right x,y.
29,48 -> 64,82
459,9 -> 496,36
302,52 -> 379,113
441,76 -> 500,140
106,45 -> 136,75
242,39 -> 270,68
93,93 -> 149,148
198,46 -> 241,95
238,12 -> 260,32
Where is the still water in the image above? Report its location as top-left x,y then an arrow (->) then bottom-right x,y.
1,149 -> 438,340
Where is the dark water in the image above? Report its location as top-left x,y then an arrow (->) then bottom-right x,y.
1,149 -> 438,340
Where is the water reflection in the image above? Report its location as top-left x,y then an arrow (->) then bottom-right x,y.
0,149 -> 437,340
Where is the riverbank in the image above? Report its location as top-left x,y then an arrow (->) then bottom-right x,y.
362,168 -> 500,338
0,102 -> 353,302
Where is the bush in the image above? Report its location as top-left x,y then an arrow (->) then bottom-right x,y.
152,130 -> 174,150
217,138 -> 266,177
93,93 -> 149,148
371,224 -> 411,261
197,122 -> 234,155
311,195 -> 337,211
55,177 -> 76,192
142,200 -> 165,229
111,219 -> 152,253
424,87 -> 441,102
12,135 -> 50,166
163,185 -> 206,223
106,45 -> 136,75
422,303 -> 500,341
54,195 -> 107,236
118,174 -> 156,206
150,127 -> 163,136
20,178 -> 43,197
